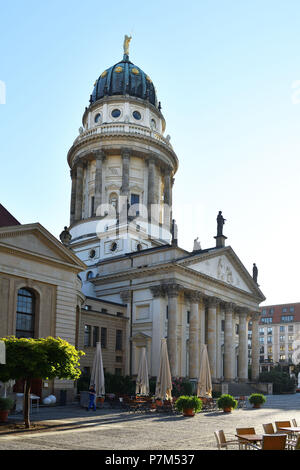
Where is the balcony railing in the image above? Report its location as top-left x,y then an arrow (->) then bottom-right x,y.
73,122 -> 173,149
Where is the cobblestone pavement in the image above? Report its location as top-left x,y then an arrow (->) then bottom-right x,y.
1,394 -> 300,451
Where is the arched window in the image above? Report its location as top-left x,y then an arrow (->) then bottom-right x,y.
16,288 -> 35,338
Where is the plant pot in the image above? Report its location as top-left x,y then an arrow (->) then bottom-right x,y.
183,408 -> 195,417
223,407 -> 232,413
253,403 -> 261,409
0,410 -> 9,422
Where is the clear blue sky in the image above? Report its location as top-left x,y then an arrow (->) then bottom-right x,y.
1,0 -> 300,305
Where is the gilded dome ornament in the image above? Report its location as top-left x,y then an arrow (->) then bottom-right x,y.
131,67 -> 139,75
123,34 -> 132,57
100,70 -> 108,78
114,66 -> 123,73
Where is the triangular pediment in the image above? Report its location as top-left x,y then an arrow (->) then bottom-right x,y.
0,223 -> 86,270
178,247 -> 264,298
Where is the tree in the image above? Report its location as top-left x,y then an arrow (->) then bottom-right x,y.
0,336 -> 84,428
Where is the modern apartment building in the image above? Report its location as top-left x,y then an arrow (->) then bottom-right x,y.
258,303 -> 300,372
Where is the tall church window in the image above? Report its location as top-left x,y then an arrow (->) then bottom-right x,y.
16,288 -> 35,338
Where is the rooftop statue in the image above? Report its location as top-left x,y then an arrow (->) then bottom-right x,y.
123,34 -> 132,57
217,211 -> 226,237
253,263 -> 258,284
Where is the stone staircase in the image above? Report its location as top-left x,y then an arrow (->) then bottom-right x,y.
227,382 -> 261,397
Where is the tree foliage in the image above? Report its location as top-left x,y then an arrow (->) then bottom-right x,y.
0,336 -> 84,427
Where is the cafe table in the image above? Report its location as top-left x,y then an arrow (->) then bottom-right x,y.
277,426 -> 300,433
235,434 -> 263,448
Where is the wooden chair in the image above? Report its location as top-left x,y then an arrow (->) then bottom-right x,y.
275,420 -> 291,432
263,423 -> 275,434
249,434 -> 287,450
214,430 -> 240,450
236,427 -> 256,449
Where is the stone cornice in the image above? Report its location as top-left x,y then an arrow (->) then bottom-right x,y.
67,132 -> 178,173
91,259 -> 263,306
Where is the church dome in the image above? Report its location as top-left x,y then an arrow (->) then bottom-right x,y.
90,55 -> 157,107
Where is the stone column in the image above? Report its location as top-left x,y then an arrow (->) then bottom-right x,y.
207,297 -> 219,381
216,303 -> 222,380
188,292 -> 202,379
74,161 -> 84,222
166,283 -> 181,377
94,150 -> 105,216
150,285 -> 166,377
70,168 -> 77,225
238,309 -> 249,382
251,313 -> 260,381
163,167 -> 172,228
198,297 -> 206,364
120,290 -> 131,376
121,148 -> 130,199
224,302 -> 235,382
147,157 -> 156,217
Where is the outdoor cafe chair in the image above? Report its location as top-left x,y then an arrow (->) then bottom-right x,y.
275,420 -> 291,432
214,430 -> 240,450
274,421 -> 296,438
248,434 -> 287,451
262,423 -> 275,434
236,427 -> 257,449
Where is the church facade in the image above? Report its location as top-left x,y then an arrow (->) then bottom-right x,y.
65,39 -> 265,387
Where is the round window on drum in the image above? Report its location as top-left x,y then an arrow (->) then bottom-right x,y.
133,110 -> 141,120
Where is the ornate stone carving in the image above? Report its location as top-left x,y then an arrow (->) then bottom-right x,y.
207,296 -> 221,308
150,285 -> 166,298
164,282 -> 182,297
224,301 -> 236,313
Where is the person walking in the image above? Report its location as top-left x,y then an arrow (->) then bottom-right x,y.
87,385 -> 97,411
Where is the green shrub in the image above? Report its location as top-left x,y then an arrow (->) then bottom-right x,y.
259,368 -> 295,394
172,377 -> 193,397
248,393 -> 266,405
175,395 -> 202,413
0,397 -> 14,411
217,394 -> 238,410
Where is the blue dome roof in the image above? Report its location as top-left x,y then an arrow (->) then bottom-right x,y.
90,55 -> 157,107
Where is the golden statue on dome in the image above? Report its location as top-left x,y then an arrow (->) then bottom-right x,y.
123,34 -> 132,57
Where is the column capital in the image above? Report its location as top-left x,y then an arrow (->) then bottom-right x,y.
121,147 -> 131,159
93,149 -> 106,160
236,306 -> 250,317
164,282 -> 182,297
150,285 -> 166,298
189,291 -> 203,303
250,311 -> 261,322
224,301 -> 236,313
207,296 -> 221,307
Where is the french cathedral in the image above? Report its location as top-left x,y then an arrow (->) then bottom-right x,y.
63,38 -> 265,386
0,37 -> 265,400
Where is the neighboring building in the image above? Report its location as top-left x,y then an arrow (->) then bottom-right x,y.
258,303 -> 300,372
0,214 -> 86,401
64,39 -> 266,387
79,297 -> 127,376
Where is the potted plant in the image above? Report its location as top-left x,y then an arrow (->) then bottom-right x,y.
175,395 -> 202,417
217,394 -> 238,413
0,397 -> 14,422
248,393 -> 266,409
